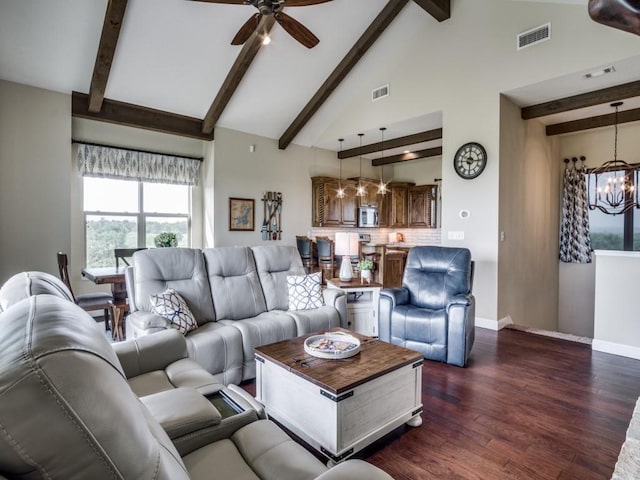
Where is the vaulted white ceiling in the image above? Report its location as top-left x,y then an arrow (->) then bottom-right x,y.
1,0 -> 638,152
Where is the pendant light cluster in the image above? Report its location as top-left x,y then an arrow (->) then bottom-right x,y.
336,128 -> 391,199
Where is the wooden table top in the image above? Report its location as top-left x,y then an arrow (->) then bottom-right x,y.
254,328 -> 423,395
327,278 -> 383,289
81,267 -> 127,284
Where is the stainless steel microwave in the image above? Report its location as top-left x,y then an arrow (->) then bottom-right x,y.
358,206 -> 379,228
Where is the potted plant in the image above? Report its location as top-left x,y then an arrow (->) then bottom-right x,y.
154,232 -> 178,248
358,258 -> 374,282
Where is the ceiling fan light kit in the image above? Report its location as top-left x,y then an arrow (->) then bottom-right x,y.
195,0 -> 330,48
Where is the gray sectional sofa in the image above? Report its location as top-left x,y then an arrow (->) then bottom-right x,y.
126,245 -> 347,385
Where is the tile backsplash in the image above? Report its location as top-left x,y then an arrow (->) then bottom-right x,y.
308,227 -> 441,246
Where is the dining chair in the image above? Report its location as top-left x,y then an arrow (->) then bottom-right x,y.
295,236 -> 314,273
315,237 -> 335,283
56,252 -> 114,331
114,248 -> 147,268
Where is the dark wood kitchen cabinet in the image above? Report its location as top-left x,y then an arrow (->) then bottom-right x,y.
408,185 -> 437,228
311,177 -> 356,227
388,182 -> 411,228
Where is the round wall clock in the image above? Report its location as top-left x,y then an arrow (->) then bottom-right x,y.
454,142 -> 487,179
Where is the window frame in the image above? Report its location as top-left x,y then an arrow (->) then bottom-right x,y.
83,179 -> 191,266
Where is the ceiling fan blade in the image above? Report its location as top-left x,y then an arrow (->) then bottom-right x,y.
274,11 -> 319,48
189,0 -> 247,4
231,13 -> 261,45
283,0 -> 334,6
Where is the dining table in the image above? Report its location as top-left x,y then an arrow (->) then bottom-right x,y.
81,266 -> 128,341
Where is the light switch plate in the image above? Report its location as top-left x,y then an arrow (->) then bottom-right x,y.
447,231 -> 464,240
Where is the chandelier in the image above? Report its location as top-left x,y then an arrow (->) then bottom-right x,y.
587,101 -> 640,215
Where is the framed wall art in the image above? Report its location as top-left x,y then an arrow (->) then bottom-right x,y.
229,198 -> 255,231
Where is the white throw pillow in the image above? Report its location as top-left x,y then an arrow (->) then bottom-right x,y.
149,288 -> 197,335
287,272 -> 324,311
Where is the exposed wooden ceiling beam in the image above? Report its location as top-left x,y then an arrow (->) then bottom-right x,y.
372,146 -> 442,166
202,15 -> 276,135
521,80 -> 640,120
338,128 -> 442,158
278,0 -> 410,150
412,0 -> 450,21
72,91 -> 211,141
545,106 -> 640,136
88,0 -> 128,113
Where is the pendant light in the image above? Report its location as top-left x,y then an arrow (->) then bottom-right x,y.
356,133 -> 365,197
587,101 -> 640,215
377,127 -> 388,195
337,138 -> 345,199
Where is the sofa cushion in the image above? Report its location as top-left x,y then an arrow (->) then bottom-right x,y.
150,288 -> 198,335
220,311 -> 297,380
287,272 -> 324,311
133,248 -> 215,325
185,322 -> 244,386
204,247 -> 267,320
252,245 -> 305,311
183,438 -> 261,480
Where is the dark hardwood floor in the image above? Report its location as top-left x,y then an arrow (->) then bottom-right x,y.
243,328 -> 640,479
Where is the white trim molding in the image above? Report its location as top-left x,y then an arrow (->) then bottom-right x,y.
476,315 -> 513,331
592,339 -> 640,360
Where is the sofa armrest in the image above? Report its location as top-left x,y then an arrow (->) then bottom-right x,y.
446,294 -> 476,367
314,460 -> 394,480
113,328 -> 187,378
378,287 -> 410,342
141,387 -> 222,439
322,288 -> 348,328
127,310 -> 171,332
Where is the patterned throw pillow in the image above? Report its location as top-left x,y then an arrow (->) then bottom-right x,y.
287,272 -> 324,311
149,289 -> 197,335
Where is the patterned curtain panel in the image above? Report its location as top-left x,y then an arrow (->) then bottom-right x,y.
559,163 -> 591,263
77,143 -> 201,186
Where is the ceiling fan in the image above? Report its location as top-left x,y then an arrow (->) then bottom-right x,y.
191,0 -> 333,49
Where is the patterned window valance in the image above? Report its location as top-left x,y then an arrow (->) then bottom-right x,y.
76,142 -> 202,186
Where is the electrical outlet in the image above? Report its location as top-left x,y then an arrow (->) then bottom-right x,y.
447,231 -> 464,240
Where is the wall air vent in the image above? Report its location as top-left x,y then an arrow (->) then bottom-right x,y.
372,84 -> 389,102
517,22 -> 551,50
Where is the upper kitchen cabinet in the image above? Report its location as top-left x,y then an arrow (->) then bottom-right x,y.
311,177 -> 357,227
408,185 -> 437,228
388,182 -> 411,228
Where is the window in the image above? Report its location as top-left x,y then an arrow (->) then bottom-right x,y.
84,178 -> 190,267
587,171 -> 639,251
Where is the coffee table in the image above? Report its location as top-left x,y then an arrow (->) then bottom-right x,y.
254,328 -> 423,465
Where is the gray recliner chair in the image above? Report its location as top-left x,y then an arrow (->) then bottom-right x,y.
379,246 -> 475,367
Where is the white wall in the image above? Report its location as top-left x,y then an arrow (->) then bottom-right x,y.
593,251 -> 640,359
313,0 -> 640,325
0,80 -> 71,283
211,127 -> 381,247
498,96 -> 560,331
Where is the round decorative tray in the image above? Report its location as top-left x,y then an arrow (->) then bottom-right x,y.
304,332 -> 361,359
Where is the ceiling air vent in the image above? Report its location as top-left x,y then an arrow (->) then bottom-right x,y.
372,84 -> 389,102
517,22 -> 551,50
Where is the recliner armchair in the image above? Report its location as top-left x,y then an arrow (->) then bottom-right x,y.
379,246 -> 475,367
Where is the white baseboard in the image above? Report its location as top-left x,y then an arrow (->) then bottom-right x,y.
476,315 -> 513,331
592,339 -> 640,360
